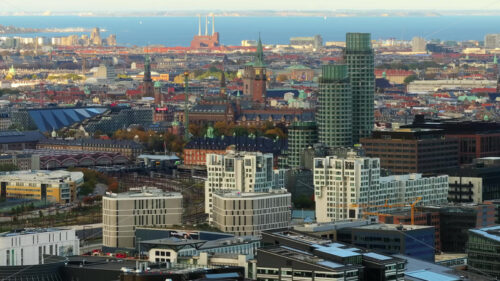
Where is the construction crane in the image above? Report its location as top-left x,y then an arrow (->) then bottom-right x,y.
350,197 -> 422,225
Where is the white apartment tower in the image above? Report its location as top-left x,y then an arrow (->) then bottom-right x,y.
205,150 -> 286,221
314,153 -> 448,223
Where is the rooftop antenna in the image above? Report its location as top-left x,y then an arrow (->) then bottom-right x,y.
198,14 -> 201,36
212,14 -> 215,35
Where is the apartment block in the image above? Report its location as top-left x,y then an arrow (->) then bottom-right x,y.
102,187 -> 182,249
212,190 -> 291,236
314,153 -> 448,223
205,150 -> 287,221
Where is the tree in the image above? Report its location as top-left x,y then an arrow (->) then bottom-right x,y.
404,74 -> 418,85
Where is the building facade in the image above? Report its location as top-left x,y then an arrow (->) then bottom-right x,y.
344,33 -> 375,144
287,121 -> 318,168
205,151 -> 286,221
314,154 -> 448,223
361,129 -> 459,175
467,225 -> 500,279
0,228 -> 79,266
317,64 -> 353,147
212,191 -> 291,236
102,187 -> 183,249
337,224 -> 436,262
0,170 -> 83,203
258,229 -> 406,281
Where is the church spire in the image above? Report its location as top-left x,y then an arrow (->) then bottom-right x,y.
254,34 -> 265,67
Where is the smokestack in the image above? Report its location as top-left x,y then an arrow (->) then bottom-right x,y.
212,14 -> 215,35
205,15 -> 208,36
198,14 -> 201,36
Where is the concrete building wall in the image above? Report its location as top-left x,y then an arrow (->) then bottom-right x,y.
102,190 -> 183,249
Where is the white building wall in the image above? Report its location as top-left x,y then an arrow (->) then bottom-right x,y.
314,155 -> 448,223
0,229 -> 79,266
205,151 -> 287,221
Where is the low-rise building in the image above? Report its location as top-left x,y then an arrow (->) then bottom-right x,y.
448,157 -> 500,203
0,170 -> 83,203
337,224 -> 436,262
212,190 -> 291,236
467,225 -> 500,279
102,187 -> 183,249
0,228 -> 79,266
37,138 -> 143,159
258,229 -> 406,281
422,204 -> 496,252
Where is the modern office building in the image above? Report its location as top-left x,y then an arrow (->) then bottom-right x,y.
377,210 -> 442,251
314,154 -> 448,223
422,204 -> 496,252
212,190 -> 291,236
317,64 -> 353,147
287,121 -> 318,168
337,224 -> 436,262
467,225 -> 500,279
344,33 -> 375,144
448,157 -> 500,203
411,37 -> 427,52
0,170 -> 83,203
205,150 -> 287,221
102,187 -> 183,249
0,228 -> 79,266
258,229 -> 406,281
403,115 -> 500,164
361,128 -> 459,175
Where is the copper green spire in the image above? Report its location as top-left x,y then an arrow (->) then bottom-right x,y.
254,34 -> 265,67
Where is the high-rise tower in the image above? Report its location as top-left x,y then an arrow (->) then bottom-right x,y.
142,55 -> 154,97
243,36 -> 267,103
317,64 -> 353,147
344,33 -> 374,144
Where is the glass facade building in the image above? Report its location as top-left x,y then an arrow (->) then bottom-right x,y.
317,64 -> 352,147
344,33 -> 375,144
287,121 -> 318,168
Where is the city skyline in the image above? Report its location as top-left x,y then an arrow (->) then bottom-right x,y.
4,0 -> 500,12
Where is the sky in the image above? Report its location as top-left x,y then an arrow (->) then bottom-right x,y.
3,0 -> 500,12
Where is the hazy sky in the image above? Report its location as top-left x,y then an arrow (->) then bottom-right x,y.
3,0 -> 500,12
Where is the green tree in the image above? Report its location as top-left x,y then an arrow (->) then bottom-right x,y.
404,74 -> 418,85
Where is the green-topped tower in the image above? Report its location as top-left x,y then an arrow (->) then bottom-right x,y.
243,35 -> 267,103
142,55 -> 154,97
344,33 -> 375,144
317,64 -> 353,147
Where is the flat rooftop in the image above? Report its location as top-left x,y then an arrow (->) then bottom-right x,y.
0,170 -> 83,183
469,225 -> 500,243
354,223 -> 434,231
0,227 -> 70,237
104,187 -> 182,199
